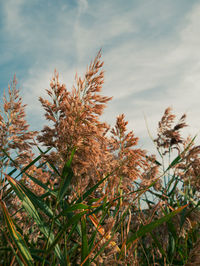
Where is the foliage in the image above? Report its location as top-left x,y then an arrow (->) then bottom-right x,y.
0,52 -> 199,265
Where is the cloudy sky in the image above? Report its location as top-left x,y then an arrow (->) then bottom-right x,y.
1,0 -> 200,152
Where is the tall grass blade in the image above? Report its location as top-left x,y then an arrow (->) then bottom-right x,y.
45,211 -> 88,256
0,200 -> 34,266
5,174 -> 63,261
81,216 -> 90,265
126,204 -> 188,248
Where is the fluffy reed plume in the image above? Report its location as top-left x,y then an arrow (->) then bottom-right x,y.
0,76 -> 37,172
141,154 -> 161,190
37,51 -> 112,195
176,137 -> 200,192
154,107 -> 187,154
0,77 -> 52,200
108,114 -> 147,199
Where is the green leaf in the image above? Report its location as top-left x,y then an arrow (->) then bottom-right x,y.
1,147 -> 57,199
57,148 -> 76,203
45,211 -> 88,256
1,148 -> 18,167
20,153 -> 49,176
91,206 -> 129,263
36,145 -> 61,176
0,200 -> 34,266
18,182 -> 61,226
57,167 -> 73,204
168,179 -> 179,197
166,155 -> 182,171
150,232 -> 169,264
23,171 -> 57,198
81,216 -> 90,265
56,203 -> 90,219
5,174 -> 63,261
76,172 -> 112,204
167,219 -> 178,240
126,205 -> 188,248
166,136 -> 196,171
1,147 -> 51,178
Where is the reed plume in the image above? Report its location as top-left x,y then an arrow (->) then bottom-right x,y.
37,51 -> 112,196
0,75 -> 37,172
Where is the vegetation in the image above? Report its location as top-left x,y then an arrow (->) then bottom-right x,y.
0,51 -> 199,265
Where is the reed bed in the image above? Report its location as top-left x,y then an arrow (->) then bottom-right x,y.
0,51 -> 199,265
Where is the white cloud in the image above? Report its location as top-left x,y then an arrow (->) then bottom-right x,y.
102,3 -> 200,148
3,0 -> 25,36
78,0 -> 88,14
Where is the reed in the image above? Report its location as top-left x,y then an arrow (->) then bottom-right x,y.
0,51 -> 199,265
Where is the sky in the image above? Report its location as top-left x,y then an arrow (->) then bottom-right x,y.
1,0 -> 200,153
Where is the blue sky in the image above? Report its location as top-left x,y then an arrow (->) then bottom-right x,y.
1,0 -> 200,152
